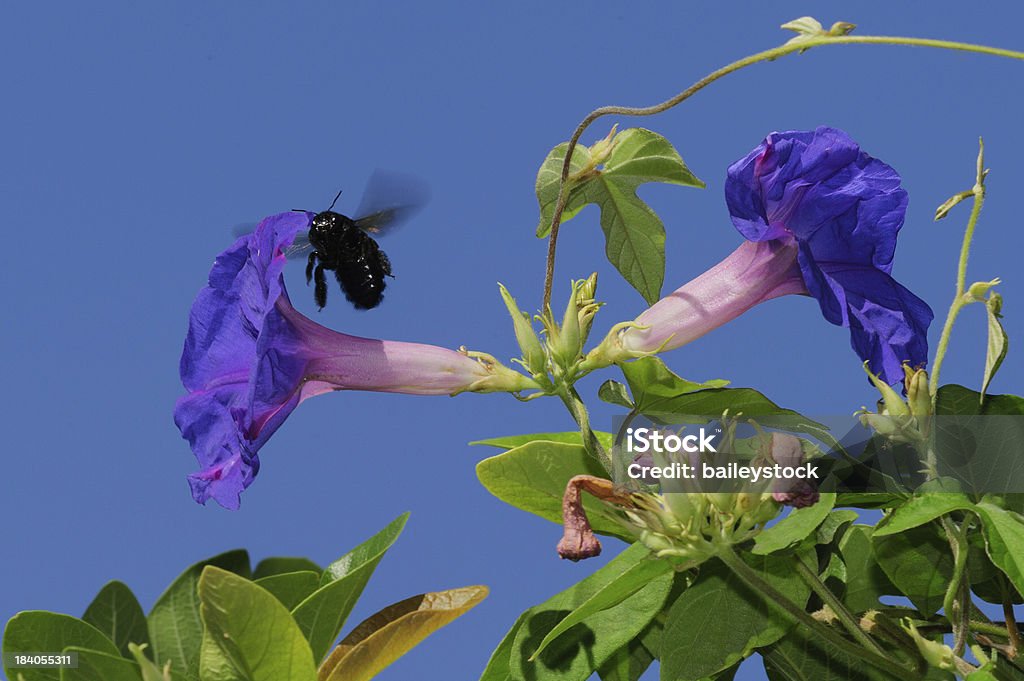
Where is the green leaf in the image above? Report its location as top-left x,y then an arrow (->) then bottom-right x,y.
3,612 -> 120,681
596,639 -> 653,681
874,524 -> 953,615
975,502 -> 1024,598
936,385 -> 1024,416
753,494 -> 836,555
252,557 -> 321,579
529,555 -> 672,659
472,431 -> 615,452
596,619 -> 663,681
618,372 -> 834,446
597,380 -> 634,409
816,510 -> 860,546
839,526 -> 896,614
981,292 -> 1008,401
762,626 -> 901,681
479,612 -> 529,681
197,632 -> 243,681
82,581 -> 149,658
535,128 -> 704,303
873,493 -> 976,537
476,441 -> 631,540
253,571 -> 320,611
535,141 -> 594,238
198,566 -> 316,681
291,513 -> 408,663
60,647 -> 141,681
319,586 -> 487,681
661,551 -> 812,680
933,386 -> 1024,496
508,543 -> 672,681
619,357 -> 729,415
147,549 -> 250,681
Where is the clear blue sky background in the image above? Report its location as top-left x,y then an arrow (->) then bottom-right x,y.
1,3 -> 1022,680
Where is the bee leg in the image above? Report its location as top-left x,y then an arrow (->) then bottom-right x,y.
313,264 -> 328,309
306,252 -> 318,284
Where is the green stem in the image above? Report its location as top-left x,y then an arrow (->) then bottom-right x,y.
542,35 -> 1022,310
1001,575 -> 1022,657
558,385 -> 611,472
929,175 -> 986,395
792,555 -> 888,657
916,619 -> 1017,639
717,545 -> 918,678
940,516 -> 972,655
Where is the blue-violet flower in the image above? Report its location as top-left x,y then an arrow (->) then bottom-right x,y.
175,211 -> 532,509
599,127 -> 932,384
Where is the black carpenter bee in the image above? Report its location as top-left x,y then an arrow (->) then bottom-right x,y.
284,171 -> 428,310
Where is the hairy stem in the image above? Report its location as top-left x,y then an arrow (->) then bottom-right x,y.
1002,576 -> 1022,658
929,171 -> 986,395
717,545 -> 918,678
558,385 -> 611,472
792,555 -> 887,657
939,516 -> 972,655
542,37 -> 1021,310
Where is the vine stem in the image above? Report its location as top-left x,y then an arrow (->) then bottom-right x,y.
716,544 -> 918,679
929,144 -> 987,395
558,385 -> 611,472
542,36 -> 1023,310
940,516 -> 972,655
792,554 -> 888,657
1002,576 -> 1022,657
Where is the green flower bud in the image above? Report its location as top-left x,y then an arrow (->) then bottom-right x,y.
664,491 -> 698,526
556,282 -> 583,365
863,362 -> 910,416
588,126 -> 618,165
904,365 -> 932,418
497,283 -> 547,376
966,277 -> 1001,302
576,273 -> 601,341
903,621 -> 955,671
707,492 -> 736,514
548,276 -> 603,371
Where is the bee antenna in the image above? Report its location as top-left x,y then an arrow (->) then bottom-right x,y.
327,188 -> 343,212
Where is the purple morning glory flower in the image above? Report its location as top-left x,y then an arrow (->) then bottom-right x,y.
611,127 -> 932,384
176,212 -> 532,509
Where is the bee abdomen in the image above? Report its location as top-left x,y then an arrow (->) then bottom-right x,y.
334,233 -> 391,310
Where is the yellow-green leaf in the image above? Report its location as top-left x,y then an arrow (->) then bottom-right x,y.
319,586 -> 488,681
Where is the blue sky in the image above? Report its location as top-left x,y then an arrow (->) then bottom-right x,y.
1,3 -> 1022,680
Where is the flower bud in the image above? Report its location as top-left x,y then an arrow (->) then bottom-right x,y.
966,278 -> 1001,302
548,276 -> 602,371
903,621 -> 955,671
576,273 -> 601,341
904,365 -> 932,418
588,126 -> 618,165
497,283 -> 547,376
863,362 -> 910,416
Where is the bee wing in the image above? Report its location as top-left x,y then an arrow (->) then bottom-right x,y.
232,222 -> 313,259
283,232 -> 313,259
353,169 -> 430,235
